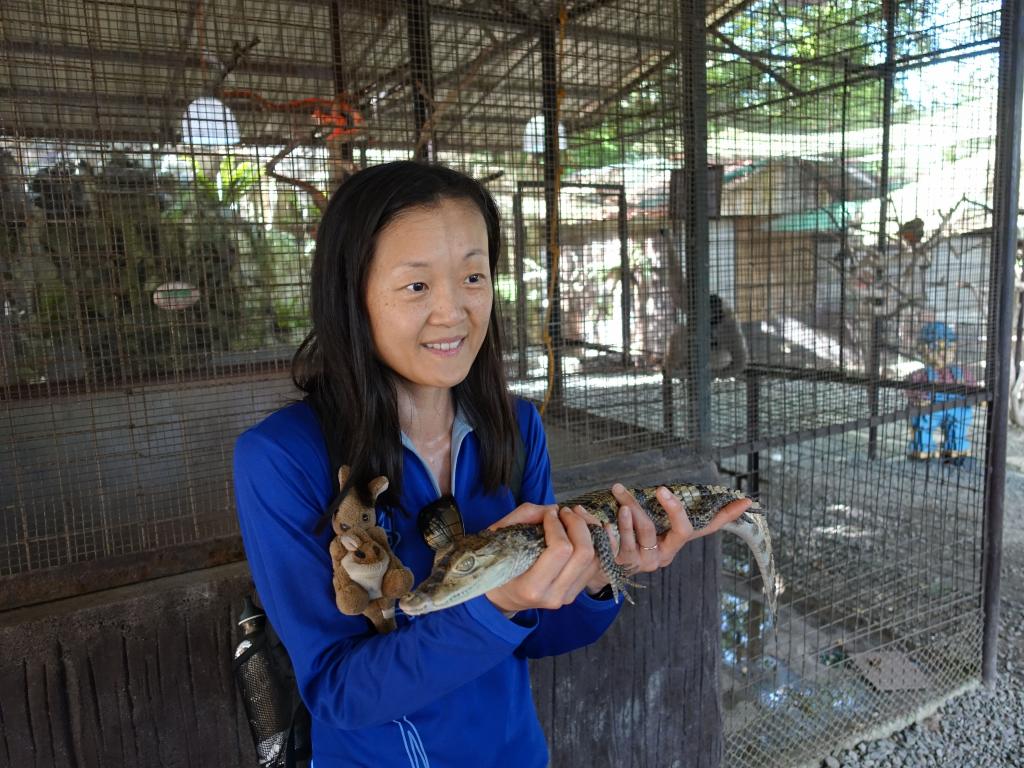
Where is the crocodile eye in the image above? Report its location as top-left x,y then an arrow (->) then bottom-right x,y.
454,555 -> 476,573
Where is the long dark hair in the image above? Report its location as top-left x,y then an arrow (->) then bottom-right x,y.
292,161 -> 517,510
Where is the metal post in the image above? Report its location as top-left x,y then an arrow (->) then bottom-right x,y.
406,0 -> 436,161
513,191 -> 528,379
618,188 -> 631,366
662,374 -> 676,434
541,24 -> 564,404
839,58 -> 850,373
983,0 -> 1024,687
682,0 -> 712,451
868,0 -> 897,460
746,372 -> 761,497
328,0 -> 354,189
1014,279 -> 1024,375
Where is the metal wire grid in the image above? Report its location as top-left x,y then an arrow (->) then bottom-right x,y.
708,1 -> 1002,764
0,0 -> 698,578
722,425 -> 986,766
0,0 -> 1009,764
0,0 -> 352,593
0,375 -> 296,577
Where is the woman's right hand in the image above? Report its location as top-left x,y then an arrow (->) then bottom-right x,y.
483,504 -> 604,615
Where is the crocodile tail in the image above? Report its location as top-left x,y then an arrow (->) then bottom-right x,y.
721,510 -> 783,622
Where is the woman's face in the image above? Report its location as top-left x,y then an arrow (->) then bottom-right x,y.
365,197 -> 493,394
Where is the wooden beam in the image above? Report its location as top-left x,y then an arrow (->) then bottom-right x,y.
707,0 -> 758,29
708,28 -> 804,95
565,48 -> 678,132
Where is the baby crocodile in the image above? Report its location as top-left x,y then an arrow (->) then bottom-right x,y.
399,484 -> 781,620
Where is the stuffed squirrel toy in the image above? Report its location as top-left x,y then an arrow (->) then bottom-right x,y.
328,466 -> 414,633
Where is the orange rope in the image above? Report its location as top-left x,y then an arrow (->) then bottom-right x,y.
195,3 -> 362,142
219,89 -> 364,139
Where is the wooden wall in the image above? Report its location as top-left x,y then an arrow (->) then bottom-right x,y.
0,564 -> 256,768
533,537 -> 723,768
732,216 -> 818,325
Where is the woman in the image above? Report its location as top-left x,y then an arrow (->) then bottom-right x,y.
234,161 -> 748,767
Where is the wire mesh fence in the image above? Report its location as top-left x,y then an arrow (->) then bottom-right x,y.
0,0 -> 1011,765
708,2 -> 1002,764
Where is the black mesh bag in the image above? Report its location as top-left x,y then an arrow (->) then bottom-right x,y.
233,597 -> 311,768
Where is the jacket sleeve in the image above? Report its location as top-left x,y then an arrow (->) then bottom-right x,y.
234,428 -> 539,731
509,400 -> 622,658
516,590 -> 621,658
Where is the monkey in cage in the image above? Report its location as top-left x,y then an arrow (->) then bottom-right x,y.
663,292 -> 748,381
659,229 -> 747,381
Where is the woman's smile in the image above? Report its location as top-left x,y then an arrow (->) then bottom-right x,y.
422,336 -> 466,357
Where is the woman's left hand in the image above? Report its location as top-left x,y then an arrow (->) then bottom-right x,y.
608,483 -> 751,575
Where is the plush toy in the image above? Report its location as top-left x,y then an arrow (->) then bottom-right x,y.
328,466 -> 414,633
906,321 -> 975,463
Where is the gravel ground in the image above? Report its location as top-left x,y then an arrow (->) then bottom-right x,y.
819,428 -> 1024,768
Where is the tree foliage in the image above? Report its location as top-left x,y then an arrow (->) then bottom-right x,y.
568,0 -> 972,166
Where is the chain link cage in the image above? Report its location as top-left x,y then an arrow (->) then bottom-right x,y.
0,1 -> 1011,765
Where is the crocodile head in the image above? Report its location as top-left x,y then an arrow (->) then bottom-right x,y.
399,527 -> 541,615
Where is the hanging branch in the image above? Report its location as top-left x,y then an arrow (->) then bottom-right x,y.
223,84 -> 365,217
208,37 -> 262,90
265,139 -> 329,214
412,37 -> 506,156
708,29 -> 804,95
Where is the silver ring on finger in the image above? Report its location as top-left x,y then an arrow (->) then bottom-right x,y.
640,543 -> 659,551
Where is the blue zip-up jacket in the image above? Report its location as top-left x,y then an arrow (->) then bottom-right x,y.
233,397 -> 621,767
